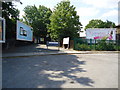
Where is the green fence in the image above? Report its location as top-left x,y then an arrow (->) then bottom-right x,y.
74,38 -> 120,51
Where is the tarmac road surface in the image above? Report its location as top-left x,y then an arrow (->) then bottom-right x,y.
2,53 -> 118,88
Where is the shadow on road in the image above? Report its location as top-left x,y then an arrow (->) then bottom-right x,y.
2,44 -> 60,54
2,52 -> 94,88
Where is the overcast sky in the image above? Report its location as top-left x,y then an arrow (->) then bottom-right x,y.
13,0 -> 119,36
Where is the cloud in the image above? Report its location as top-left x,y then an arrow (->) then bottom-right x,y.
100,10 -> 118,18
79,9 -> 118,29
96,10 -> 118,25
14,0 -> 118,26
19,11 -> 25,18
81,0 -> 119,9
76,7 -> 100,29
77,7 -> 99,17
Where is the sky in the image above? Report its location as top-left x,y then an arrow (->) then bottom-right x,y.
13,0 -> 119,36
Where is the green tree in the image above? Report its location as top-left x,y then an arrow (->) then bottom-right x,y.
23,5 -> 52,40
48,0 -> 82,41
104,20 -> 116,28
85,19 -> 116,30
2,2 -> 20,39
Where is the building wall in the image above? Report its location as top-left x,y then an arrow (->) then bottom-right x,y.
116,28 -> 120,40
116,28 -> 120,34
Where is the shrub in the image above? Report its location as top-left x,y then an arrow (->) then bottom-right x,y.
95,40 -> 115,51
76,43 -> 91,51
74,39 -> 118,51
114,45 -> 120,51
95,40 -> 107,50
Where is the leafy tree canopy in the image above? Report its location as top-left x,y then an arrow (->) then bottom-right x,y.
23,5 -> 52,38
2,2 -> 20,39
85,19 -> 116,30
48,0 -> 82,41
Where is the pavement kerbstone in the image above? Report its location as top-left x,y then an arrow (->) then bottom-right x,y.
2,50 -> 120,58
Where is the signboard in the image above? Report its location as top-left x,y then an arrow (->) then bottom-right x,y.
86,28 -> 116,40
17,21 -> 33,41
63,37 -> 69,44
0,17 -> 5,43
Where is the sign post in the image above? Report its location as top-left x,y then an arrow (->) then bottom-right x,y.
0,17 -> 5,43
63,37 -> 69,49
